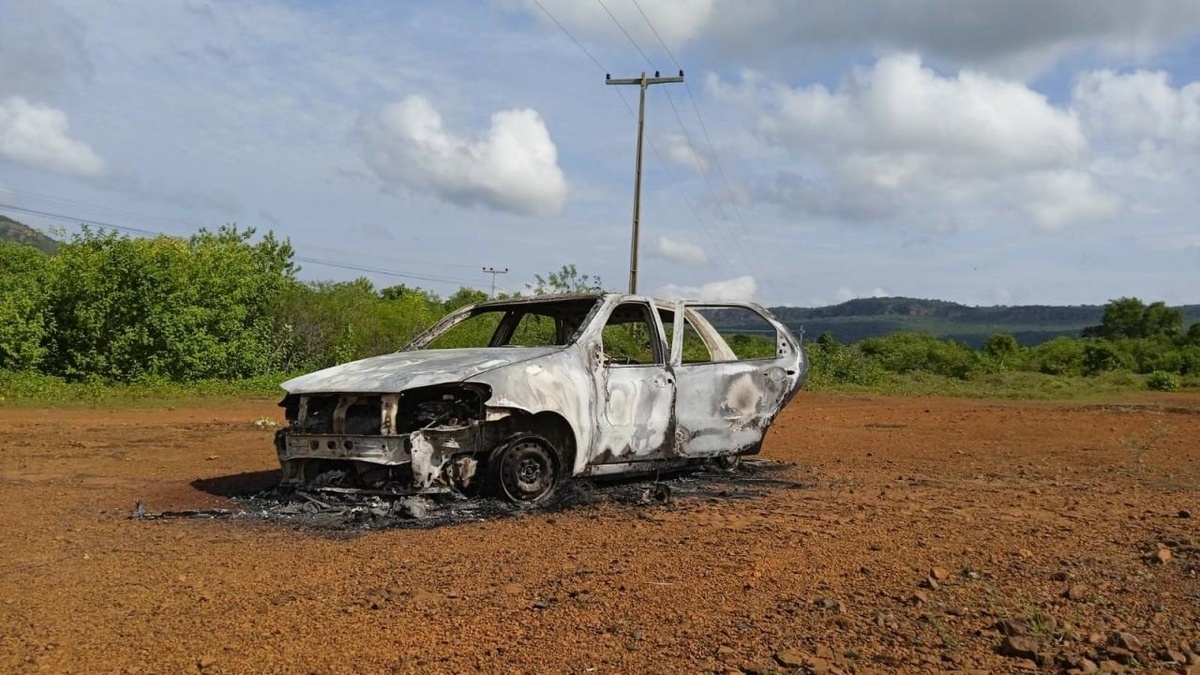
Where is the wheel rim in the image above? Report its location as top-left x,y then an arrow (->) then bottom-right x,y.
500,440 -> 556,502
716,454 -> 742,472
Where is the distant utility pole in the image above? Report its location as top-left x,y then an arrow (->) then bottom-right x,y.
606,69 -> 684,294
481,266 -> 508,298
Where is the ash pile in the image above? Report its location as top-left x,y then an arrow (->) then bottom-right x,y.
131,460 -> 808,531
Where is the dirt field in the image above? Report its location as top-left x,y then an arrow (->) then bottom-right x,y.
2,393 -> 1198,674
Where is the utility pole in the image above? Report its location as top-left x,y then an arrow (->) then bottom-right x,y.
481,266 -> 508,298
606,69 -> 684,294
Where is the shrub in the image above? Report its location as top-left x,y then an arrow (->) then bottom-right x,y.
0,243 -> 51,370
41,225 -> 295,381
1146,371 -> 1180,392
859,332 -> 977,379
1030,337 -> 1086,376
1082,342 -> 1128,375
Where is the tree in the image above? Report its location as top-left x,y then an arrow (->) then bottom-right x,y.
1142,301 -> 1183,337
443,287 -> 489,312
1082,342 -> 1126,375
858,332 -> 976,379
381,284 -> 441,305
1083,297 -> 1182,340
983,333 -> 1020,362
815,331 -> 839,351
0,242 -> 51,370
1031,336 -> 1086,376
42,225 -> 296,381
527,264 -> 602,295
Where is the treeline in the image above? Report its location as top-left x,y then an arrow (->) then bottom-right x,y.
1,226 -> 1198,393
0,226 -> 493,382
807,297 -> 1200,392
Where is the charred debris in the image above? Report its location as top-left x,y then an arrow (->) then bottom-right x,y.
131,460 -> 809,531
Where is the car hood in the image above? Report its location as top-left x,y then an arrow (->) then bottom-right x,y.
280,347 -> 562,394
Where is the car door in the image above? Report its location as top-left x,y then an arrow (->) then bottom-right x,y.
670,301 -> 805,457
587,300 -> 677,466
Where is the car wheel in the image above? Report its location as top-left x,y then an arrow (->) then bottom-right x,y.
489,435 -> 560,505
713,454 -> 742,472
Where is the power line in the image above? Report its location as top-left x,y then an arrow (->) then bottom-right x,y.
0,201 -> 482,288
661,88 -> 726,222
595,0 -> 655,67
293,256 -> 478,287
0,202 -> 161,236
629,0 -> 681,66
2,186 -> 483,272
594,0 -> 751,276
0,186 -> 200,234
481,266 -> 508,298
606,70 -> 686,294
531,0 -> 732,283
603,0 -> 728,225
625,0 -> 775,294
530,0 -> 607,73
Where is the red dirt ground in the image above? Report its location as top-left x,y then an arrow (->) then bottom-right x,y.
1,393 -> 1198,674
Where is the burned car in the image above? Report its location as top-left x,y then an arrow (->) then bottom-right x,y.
275,293 -> 807,503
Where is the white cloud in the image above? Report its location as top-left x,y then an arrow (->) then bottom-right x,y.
834,287 -> 888,303
0,0 -> 92,102
745,54 -> 1118,229
358,95 -> 568,217
710,1 -> 1200,76
521,0 -> 715,52
1068,68 -> 1200,228
1073,69 -> 1200,147
1012,170 -> 1121,228
522,1 -> 1200,78
659,275 -> 756,301
763,54 -> 1087,172
806,286 -> 889,306
651,235 -> 708,266
0,96 -> 105,177
663,132 -> 710,172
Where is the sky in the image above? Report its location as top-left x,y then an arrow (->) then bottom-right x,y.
1,0 -> 1199,307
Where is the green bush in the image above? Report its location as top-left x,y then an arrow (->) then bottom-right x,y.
1180,346 -> 1200,375
859,332 -> 977,379
981,333 -> 1022,370
1030,337 -> 1086,376
1146,370 -> 1180,392
1082,341 -> 1129,375
272,279 -> 445,370
0,243 -> 51,370
806,342 -> 887,387
41,226 -> 294,381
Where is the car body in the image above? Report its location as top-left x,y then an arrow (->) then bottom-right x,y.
274,293 -> 807,503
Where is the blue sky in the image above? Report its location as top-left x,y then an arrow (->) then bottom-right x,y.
1,0 -> 1198,306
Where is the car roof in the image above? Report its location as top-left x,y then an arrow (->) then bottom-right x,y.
472,292 -> 607,309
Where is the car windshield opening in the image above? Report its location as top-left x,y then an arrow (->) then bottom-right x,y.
423,297 -> 599,349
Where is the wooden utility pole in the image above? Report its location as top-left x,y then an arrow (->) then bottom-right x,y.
606,70 -> 684,294
481,266 -> 508,298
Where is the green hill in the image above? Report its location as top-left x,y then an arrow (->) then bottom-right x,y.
0,215 -> 59,254
764,297 -> 1200,347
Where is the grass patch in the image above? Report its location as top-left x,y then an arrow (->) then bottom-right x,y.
0,371 -> 290,407
3,367 -> 1199,408
806,369 -> 1195,400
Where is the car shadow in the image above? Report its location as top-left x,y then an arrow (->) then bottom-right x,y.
165,461 -> 812,532
191,470 -> 281,498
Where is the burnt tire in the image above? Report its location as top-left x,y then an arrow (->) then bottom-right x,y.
713,454 -> 742,473
488,434 -> 560,505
